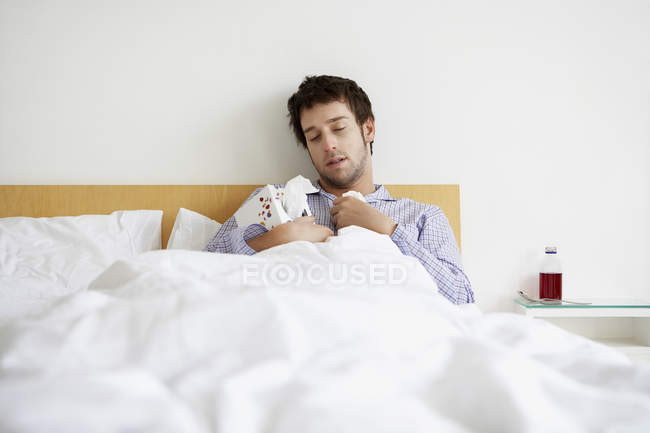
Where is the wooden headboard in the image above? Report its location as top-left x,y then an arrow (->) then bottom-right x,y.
0,185 -> 461,249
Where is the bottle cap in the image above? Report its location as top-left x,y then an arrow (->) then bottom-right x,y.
545,246 -> 557,254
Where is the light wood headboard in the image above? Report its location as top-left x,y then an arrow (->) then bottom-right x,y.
0,185 -> 461,249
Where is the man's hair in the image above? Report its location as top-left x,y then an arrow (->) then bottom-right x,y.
287,75 -> 375,154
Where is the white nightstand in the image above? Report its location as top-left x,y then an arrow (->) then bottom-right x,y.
514,298 -> 650,364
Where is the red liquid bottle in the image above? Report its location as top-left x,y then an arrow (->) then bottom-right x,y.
539,246 -> 562,300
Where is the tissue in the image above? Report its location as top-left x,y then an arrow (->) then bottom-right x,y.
284,175 -> 319,218
342,190 -> 366,202
233,175 -> 317,230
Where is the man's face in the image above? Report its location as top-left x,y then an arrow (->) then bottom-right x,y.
300,100 -> 375,189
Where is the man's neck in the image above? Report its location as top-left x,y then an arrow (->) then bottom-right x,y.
318,177 -> 376,197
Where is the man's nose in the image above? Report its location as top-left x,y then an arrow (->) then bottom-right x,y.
321,132 -> 336,152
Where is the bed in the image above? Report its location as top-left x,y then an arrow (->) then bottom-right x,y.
0,185 -> 648,433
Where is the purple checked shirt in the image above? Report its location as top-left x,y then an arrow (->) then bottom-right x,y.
204,182 -> 475,304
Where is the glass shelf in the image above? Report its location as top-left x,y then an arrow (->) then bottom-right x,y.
515,298 -> 650,309
514,297 -> 650,344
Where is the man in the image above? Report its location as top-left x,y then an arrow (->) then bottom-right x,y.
205,75 -> 474,304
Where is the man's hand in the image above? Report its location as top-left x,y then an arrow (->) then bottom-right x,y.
247,216 -> 333,252
330,197 -> 397,236
277,216 -> 334,243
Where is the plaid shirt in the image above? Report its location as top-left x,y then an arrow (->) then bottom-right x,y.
205,182 -> 474,304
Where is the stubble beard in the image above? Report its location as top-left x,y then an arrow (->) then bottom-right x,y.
318,139 -> 370,189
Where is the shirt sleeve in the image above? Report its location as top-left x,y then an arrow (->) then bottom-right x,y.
390,208 -> 475,304
203,188 -> 269,255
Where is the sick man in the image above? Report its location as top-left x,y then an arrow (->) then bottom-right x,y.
205,75 -> 474,304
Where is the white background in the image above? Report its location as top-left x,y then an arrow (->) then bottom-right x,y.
1,0 -> 648,312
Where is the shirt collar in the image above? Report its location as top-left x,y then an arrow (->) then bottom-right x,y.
309,180 -> 397,202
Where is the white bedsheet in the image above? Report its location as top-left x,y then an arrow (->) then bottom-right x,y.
0,227 -> 648,433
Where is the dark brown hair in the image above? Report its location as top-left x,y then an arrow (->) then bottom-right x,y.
287,75 -> 375,154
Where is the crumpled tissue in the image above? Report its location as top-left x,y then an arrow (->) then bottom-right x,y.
342,190 -> 366,202
234,175 -> 318,230
283,175 -> 318,218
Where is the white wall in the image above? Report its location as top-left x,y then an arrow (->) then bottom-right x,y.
1,0 -> 648,312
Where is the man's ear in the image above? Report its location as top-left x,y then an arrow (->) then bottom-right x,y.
362,118 -> 375,144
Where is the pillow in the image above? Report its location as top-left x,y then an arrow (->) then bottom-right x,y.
167,208 -> 222,251
0,210 -> 162,322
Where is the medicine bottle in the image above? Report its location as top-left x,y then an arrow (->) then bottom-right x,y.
540,246 -> 562,300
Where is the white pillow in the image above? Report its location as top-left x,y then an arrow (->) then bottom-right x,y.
167,208 -> 222,251
0,210 -> 162,322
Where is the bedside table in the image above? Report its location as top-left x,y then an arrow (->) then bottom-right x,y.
514,297 -> 650,364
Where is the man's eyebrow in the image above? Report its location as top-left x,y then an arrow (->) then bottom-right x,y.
303,116 -> 349,135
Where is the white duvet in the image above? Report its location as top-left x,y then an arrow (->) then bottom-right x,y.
0,227 -> 648,433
